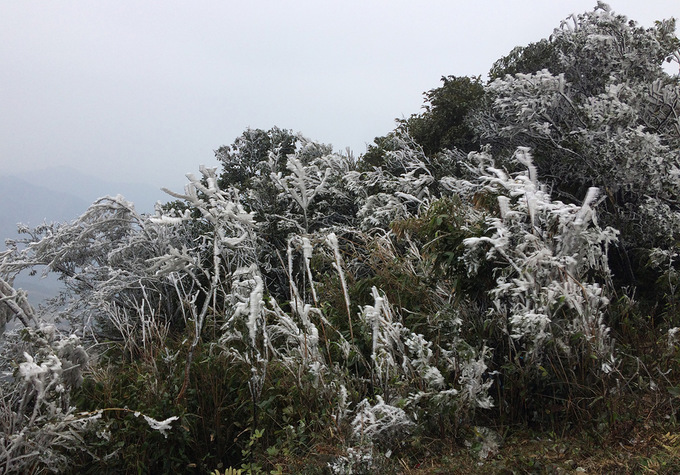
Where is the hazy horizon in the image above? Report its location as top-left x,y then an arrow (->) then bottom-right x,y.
2,1 -> 678,194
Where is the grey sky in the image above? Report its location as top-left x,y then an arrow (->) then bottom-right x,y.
1,1 -> 678,194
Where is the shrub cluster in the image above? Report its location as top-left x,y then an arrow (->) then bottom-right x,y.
1,3 -> 679,473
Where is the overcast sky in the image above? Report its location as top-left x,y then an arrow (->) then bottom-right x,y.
1,1 -> 678,193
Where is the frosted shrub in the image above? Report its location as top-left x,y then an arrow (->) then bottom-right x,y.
329,446 -> 376,475
0,324 -> 95,473
477,3 -> 680,280
351,395 -> 414,446
359,286 -> 442,393
270,154 -> 331,233
457,348 -> 495,410
346,133 -> 434,231
268,141 -> 357,234
265,297 -> 327,385
216,131 -> 357,304
3,194 -> 186,344
153,166 -> 263,397
404,333 -> 444,390
357,285 -> 495,430
452,148 -> 618,369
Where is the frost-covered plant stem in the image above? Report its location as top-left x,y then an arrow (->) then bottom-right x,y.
154,166 -> 260,401
175,277 -> 213,401
286,237 -> 335,365
302,236 -> 318,306
327,233 -> 354,340
270,154 -> 332,234
178,228 -> 225,400
0,277 -> 37,330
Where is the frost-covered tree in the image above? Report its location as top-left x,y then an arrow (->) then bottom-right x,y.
474,3 -> 680,285
215,126 -> 298,194
214,129 -> 358,301
347,133 -> 437,231
269,143 -> 357,234
3,195 -> 186,343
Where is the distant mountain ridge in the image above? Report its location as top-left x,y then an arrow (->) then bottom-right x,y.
0,175 -> 89,233
10,166 -> 168,214
1,166 -> 168,231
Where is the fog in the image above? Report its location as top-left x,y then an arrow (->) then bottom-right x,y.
1,1 -> 678,193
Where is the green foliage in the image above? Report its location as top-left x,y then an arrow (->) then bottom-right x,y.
393,195 -> 495,303
70,342 -> 254,473
403,75 -> 485,156
216,127 -> 298,192
489,39 -> 557,80
362,76 -> 484,170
